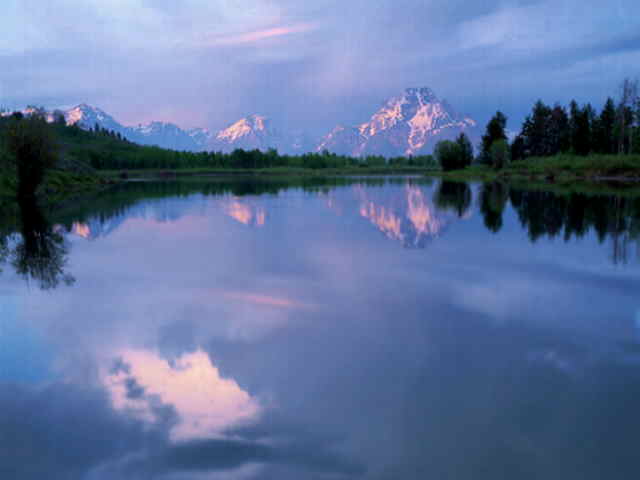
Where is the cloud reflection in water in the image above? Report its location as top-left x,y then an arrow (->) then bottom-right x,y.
104,349 -> 261,442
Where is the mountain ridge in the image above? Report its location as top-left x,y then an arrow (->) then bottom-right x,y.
20,87 -> 478,157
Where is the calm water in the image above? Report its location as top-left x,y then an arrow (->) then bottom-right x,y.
1,177 -> 640,480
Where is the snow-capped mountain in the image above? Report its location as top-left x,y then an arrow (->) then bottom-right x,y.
318,88 -> 478,157
211,115 -> 284,153
130,121 -> 200,151
62,105 -> 298,153
187,127 -> 216,149
27,88 -> 478,157
65,104 -> 201,151
316,125 -> 365,156
65,104 -> 127,135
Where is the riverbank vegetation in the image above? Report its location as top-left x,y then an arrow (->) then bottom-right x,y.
434,78 -> 640,180
0,110 -> 107,201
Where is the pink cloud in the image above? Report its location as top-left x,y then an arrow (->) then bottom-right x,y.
221,291 -> 311,309
204,23 -> 317,47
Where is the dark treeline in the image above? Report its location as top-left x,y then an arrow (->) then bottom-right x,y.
433,78 -> 640,171
474,78 -> 640,169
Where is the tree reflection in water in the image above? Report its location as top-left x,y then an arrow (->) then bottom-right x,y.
433,181 -> 472,218
0,199 -> 74,290
479,182 -> 509,233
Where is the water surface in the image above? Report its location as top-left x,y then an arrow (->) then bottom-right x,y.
1,178 -> 639,480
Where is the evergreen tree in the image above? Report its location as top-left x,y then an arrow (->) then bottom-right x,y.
549,104 -> 571,154
576,104 -> 594,155
480,111 -> 507,164
510,135 -> 526,161
569,100 -> 580,153
569,101 -> 592,155
595,97 -> 617,154
522,100 -> 552,157
455,132 -> 474,168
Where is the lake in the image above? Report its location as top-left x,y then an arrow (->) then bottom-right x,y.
1,177 -> 639,480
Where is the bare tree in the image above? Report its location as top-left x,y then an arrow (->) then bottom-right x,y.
618,78 -> 638,154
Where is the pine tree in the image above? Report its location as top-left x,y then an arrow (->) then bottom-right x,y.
572,104 -> 593,156
510,135 -> 526,161
596,97 -> 617,154
550,104 -> 570,154
455,132 -> 474,168
522,101 -> 552,157
480,111 -> 507,164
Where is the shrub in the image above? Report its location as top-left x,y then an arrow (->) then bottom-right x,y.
435,140 -> 463,171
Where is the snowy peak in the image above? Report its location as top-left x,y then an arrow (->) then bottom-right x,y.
216,114 -> 271,143
316,125 -> 365,156
65,104 -> 123,132
58,105 -> 300,153
187,127 -> 215,146
360,87 -> 440,135
129,121 -> 200,151
319,87 -> 478,157
211,114 -> 287,152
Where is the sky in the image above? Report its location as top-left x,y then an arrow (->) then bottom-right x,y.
1,0 -> 640,136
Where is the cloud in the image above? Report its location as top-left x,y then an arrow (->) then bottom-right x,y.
202,23 -> 318,47
220,291 -> 312,309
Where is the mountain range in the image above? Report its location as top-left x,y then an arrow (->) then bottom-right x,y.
57,87 -> 478,157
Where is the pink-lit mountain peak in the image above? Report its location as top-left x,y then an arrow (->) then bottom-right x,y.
65,104 -> 118,128
216,114 -> 271,142
319,87 -> 478,157
361,87 -> 474,146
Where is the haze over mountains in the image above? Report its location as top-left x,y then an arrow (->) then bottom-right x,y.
59,87 -> 478,157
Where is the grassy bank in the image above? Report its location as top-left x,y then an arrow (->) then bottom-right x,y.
428,154 -> 640,196
0,168 -> 112,203
98,165 -> 436,180
431,154 -> 640,181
